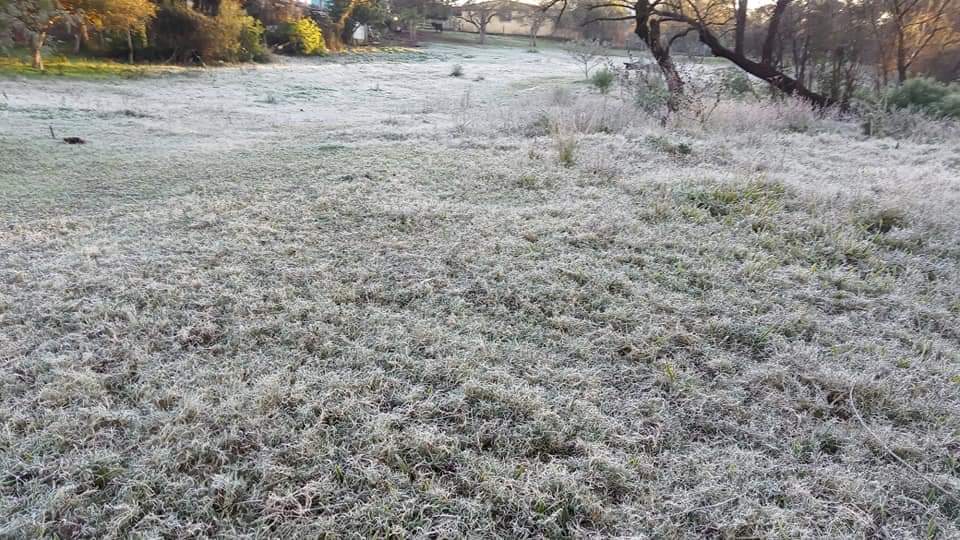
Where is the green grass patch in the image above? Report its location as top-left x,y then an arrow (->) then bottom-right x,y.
0,53 -> 183,79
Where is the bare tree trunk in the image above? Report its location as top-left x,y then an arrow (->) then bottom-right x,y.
762,0 -> 789,66
792,36 -> 809,83
634,0 -> 683,111
658,53 -> 684,111
895,28 -> 907,83
73,22 -> 89,54
734,0 -> 747,55
867,6 -> 889,88
31,32 -> 46,70
479,25 -> 486,44
127,29 -> 135,63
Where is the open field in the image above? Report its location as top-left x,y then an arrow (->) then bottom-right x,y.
2,41 -> 960,538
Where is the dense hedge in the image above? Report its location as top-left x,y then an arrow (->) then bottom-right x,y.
285,18 -> 327,56
146,0 -> 267,63
886,78 -> 960,119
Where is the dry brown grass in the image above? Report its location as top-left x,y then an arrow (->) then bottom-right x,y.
1,43 -> 959,538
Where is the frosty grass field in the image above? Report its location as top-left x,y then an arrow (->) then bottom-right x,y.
1,37 -> 960,538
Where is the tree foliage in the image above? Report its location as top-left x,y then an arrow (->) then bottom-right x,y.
147,0 -> 265,62
208,0 -> 266,61
286,17 -> 325,55
244,0 -> 303,26
0,0 -> 65,68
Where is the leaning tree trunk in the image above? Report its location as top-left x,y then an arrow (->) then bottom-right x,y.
31,32 -> 46,70
695,25 -> 832,108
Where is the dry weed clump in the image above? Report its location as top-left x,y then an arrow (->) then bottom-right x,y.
505,91 -> 649,139
860,105 -> 960,143
695,97 -> 831,134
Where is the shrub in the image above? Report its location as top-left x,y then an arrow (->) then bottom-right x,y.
628,73 -> 670,115
239,23 -> 270,62
886,78 -> 960,119
938,92 -> 960,119
286,18 -> 326,55
721,69 -> 754,98
556,134 -> 577,166
149,0 -> 267,63
209,0 -> 269,62
550,86 -> 573,107
149,2 -> 212,62
647,135 -> 691,157
565,39 -> 604,78
590,68 -> 614,95
550,114 -> 578,167
450,64 -> 464,77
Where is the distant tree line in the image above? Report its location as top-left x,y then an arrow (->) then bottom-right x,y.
0,0 -> 444,68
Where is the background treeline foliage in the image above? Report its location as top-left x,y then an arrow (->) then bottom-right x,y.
564,0 -> 959,115
0,0 -> 400,67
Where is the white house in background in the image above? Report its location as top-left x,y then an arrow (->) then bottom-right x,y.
352,24 -> 370,43
296,0 -> 371,43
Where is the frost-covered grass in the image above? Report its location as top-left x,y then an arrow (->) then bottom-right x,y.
1,42 -> 959,538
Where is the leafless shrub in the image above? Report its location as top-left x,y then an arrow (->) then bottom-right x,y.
564,39 -> 606,79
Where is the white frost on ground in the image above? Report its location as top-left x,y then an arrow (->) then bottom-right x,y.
1,39 -> 959,538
